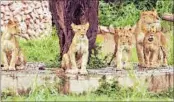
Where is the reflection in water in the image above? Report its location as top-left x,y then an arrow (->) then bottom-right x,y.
56,69 -> 70,94
56,68 -> 90,94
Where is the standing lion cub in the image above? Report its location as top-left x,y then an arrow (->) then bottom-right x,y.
61,23 -> 89,74
1,19 -> 26,71
143,26 -> 167,68
113,27 -> 134,69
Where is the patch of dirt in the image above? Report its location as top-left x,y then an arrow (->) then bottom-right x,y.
88,63 -> 174,76
1,62 -> 51,75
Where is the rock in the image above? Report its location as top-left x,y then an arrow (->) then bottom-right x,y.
1,1 -> 52,39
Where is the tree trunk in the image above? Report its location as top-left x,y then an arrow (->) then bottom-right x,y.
161,14 -> 174,22
49,0 -> 99,59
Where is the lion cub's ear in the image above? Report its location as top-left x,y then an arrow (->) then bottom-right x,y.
84,22 -> 89,28
83,22 -> 89,31
140,11 -> 145,16
71,23 -> 78,32
115,27 -> 121,32
115,27 -> 122,36
109,25 -> 115,34
129,28 -> 133,32
8,19 -> 13,25
8,19 -> 18,27
71,23 -> 76,29
152,8 -> 156,12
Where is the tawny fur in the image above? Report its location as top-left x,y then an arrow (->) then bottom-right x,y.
1,20 -> 26,71
61,23 -> 89,74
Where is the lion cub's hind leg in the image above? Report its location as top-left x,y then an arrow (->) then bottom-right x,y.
79,51 -> 89,74
65,52 -> 78,74
149,50 -> 159,68
157,48 -> 162,65
136,43 -> 145,67
16,51 -> 26,70
61,54 -> 71,71
161,46 -> 168,67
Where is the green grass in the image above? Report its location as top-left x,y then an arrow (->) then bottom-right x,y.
166,31 -> 174,65
3,93 -> 173,101
3,94 -> 116,101
19,28 -> 61,68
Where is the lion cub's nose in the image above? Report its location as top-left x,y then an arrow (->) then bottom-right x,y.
81,34 -> 85,37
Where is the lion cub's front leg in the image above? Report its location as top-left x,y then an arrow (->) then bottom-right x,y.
9,49 -> 18,70
16,52 -> 26,70
79,51 -> 88,74
66,51 -> 78,74
144,49 -> 150,68
136,43 -> 145,67
116,49 -> 123,69
123,50 -> 131,69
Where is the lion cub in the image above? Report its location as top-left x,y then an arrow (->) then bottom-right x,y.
61,23 -> 89,74
113,27 -> 134,69
143,26 -> 167,68
1,19 -> 26,71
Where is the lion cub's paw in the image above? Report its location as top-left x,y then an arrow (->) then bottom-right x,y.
161,64 -> 167,67
117,63 -> 123,70
161,63 -> 167,67
79,69 -> 88,75
65,69 -> 78,74
123,63 -> 132,70
150,62 -> 159,68
9,67 -> 16,71
2,67 -> 8,71
16,66 -> 25,70
138,63 -> 146,68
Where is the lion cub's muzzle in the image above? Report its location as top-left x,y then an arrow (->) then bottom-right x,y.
80,34 -> 85,38
122,42 -> 126,45
148,35 -> 154,42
